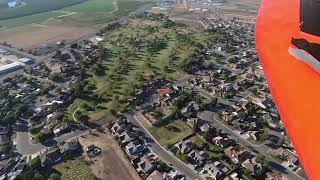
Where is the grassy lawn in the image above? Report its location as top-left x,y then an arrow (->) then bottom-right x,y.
148,120 -> 192,147
53,157 -> 95,180
67,19 -> 207,123
190,135 -> 205,147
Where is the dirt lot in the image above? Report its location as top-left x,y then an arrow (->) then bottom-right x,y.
78,129 -> 141,180
0,24 -> 94,50
171,0 -> 260,21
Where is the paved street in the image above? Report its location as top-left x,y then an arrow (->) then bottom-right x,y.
124,112 -> 202,180
16,119 -> 46,155
173,75 -> 303,179
16,118 -> 90,155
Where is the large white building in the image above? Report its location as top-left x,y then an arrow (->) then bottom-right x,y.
0,51 -> 34,75
0,62 -> 22,75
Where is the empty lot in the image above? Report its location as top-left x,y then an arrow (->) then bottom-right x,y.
78,129 -> 141,180
0,24 -> 94,50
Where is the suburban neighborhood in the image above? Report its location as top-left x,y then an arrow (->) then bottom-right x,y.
0,1 -> 307,180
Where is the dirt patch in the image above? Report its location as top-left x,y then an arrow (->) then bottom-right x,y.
0,24 -> 94,50
78,129 -> 141,180
171,0 -> 260,21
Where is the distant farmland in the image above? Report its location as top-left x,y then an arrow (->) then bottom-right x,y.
0,0 -> 88,20
0,0 -> 154,50
0,0 -> 153,27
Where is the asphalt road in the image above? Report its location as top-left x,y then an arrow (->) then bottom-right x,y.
174,77 -> 303,179
16,118 -> 90,155
16,118 -> 46,155
124,112 -> 203,180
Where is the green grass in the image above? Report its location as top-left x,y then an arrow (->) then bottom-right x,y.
66,19 -> 209,123
62,0 -> 115,13
0,11 -> 65,27
53,157 -> 95,180
190,135 -> 205,147
0,0 -> 152,27
149,120 -> 192,147
0,0 -> 87,20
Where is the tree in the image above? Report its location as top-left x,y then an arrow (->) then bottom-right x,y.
14,104 -> 28,119
29,126 -> 41,135
35,132 -> 51,143
211,97 -> 218,106
50,173 -> 61,180
33,171 -> 45,180
256,155 -> 267,165
49,72 -> 64,82
29,157 -> 41,170
79,114 -> 90,123
0,144 -> 13,152
154,108 -> 164,119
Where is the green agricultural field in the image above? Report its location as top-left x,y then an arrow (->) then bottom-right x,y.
0,11 -> 65,27
62,0 -> 115,13
66,19 -> 211,123
0,0 -> 87,20
0,0 -> 153,27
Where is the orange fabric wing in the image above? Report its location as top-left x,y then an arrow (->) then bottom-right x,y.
255,0 -> 320,179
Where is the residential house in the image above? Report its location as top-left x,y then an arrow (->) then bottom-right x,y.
111,121 -> 126,135
203,161 -> 229,180
242,157 -> 262,174
224,172 -> 240,180
44,119 -> 59,130
233,119 -> 246,132
249,131 -> 260,141
146,170 -> 166,180
40,128 -> 52,136
53,122 -> 69,136
59,138 -> 81,154
119,131 -> 136,145
188,150 -> 208,168
224,146 -> 251,164
213,136 -> 234,149
125,140 -> 145,157
173,140 -> 193,154
40,150 -> 62,167
181,102 -> 200,116
133,155 -> 155,174
265,172 -> 281,180
199,122 -> 210,133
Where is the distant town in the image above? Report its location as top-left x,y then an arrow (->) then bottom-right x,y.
0,1 -> 306,180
